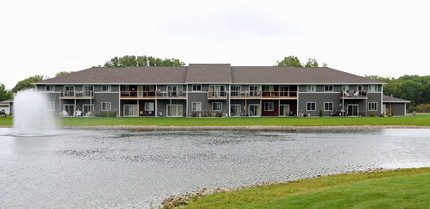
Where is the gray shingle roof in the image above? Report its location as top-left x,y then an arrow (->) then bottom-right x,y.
35,64 -> 384,85
36,66 -> 187,84
383,95 -> 410,103
231,67 -> 383,84
185,64 -> 232,83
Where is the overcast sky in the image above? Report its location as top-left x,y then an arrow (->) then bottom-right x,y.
1,0 -> 429,89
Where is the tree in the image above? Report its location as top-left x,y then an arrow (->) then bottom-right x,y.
399,80 -> 424,105
12,75 -> 45,93
276,56 -> 326,68
276,56 -> 303,67
55,71 -> 74,77
304,58 -> 319,67
102,55 -> 185,67
0,83 -> 13,101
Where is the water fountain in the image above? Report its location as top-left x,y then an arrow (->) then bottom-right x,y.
13,89 -> 58,136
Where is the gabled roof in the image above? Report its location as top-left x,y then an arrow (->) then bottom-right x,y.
34,64 -> 384,85
0,99 -> 13,104
185,64 -> 232,83
35,66 -> 187,84
231,67 -> 384,84
383,95 -> 410,103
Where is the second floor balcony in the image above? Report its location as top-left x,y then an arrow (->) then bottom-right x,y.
120,91 -> 186,99
207,91 -> 227,100
59,90 -> 94,99
231,91 -> 297,99
340,90 -> 368,100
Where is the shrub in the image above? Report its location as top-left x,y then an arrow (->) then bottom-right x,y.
98,111 -> 117,117
319,109 -> 323,117
370,112 -> 375,117
407,105 -> 419,113
379,113 -> 384,117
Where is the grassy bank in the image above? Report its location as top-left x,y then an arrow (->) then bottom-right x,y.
0,115 -> 430,127
183,167 -> 430,209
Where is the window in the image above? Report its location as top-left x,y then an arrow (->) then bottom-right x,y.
209,85 -> 226,98
306,85 -> 316,92
342,85 -> 350,91
192,84 -> 202,91
47,102 -> 55,111
144,85 -> 154,91
83,86 -> 93,96
124,104 -> 138,117
192,102 -> 202,111
102,85 -> 111,92
324,102 -> 333,111
45,85 -> 55,92
369,85 -> 377,92
63,85 -> 75,96
249,85 -> 261,96
306,102 -> 316,111
264,102 -> 274,111
368,102 -> 378,111
101,102 -> 111,111
358,85 -> 364,91
231,85 -> 241,97
263,85 -> 274,91
212,102 -> 222,111
230,104 -> 241,116
145,102 -> 154,111
324,85 -> 334,92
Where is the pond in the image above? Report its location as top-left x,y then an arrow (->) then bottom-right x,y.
0,128 -> 429,208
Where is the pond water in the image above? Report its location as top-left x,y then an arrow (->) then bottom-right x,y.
0,128 -> 429,208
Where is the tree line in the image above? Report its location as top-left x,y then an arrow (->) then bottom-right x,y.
366,75 -> 430,112
97,55 -> 185,68
2,55 -> 428,113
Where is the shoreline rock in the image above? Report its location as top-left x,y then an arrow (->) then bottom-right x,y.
61,125 -> 429,131
160,168 -> 399,208
1,125 -> 429,130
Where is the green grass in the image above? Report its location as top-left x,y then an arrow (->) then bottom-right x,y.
0,115 -> 429,127
184,168 -> 430,209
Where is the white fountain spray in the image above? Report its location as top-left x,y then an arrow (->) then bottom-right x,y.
13,89 -> 58,136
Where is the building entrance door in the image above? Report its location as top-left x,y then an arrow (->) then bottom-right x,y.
347,104 -> 359,117
280,104 -> 290,116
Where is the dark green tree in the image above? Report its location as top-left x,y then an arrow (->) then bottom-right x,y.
0,83 -> 13,101
399,80 -> 424,105
11,75 -> 45,93
276,56 -> 303,67
305,58 -> 319,67
103,55 -> 185,67
55,71 -> 74,77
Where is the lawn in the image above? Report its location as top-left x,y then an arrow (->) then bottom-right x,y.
0,115 -> 429,127
183,167 -> 430,209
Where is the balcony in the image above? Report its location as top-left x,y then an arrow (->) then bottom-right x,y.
231,91 -> 297,99
156,91 -> 187,99
340,90 -> 368,100
120,91 -> 156,99
207,91 -> 227,100
120,91 -> 186,99
59,90 -> 94,99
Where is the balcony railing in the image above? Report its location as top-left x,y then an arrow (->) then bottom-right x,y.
59,90 -> 94,98
231,91 -> 297,99
156,91 -> 186,98
120,91 -> 156,99
120,91 -> 186,99
207,91 -> 227,99
340,90 -> 368,99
